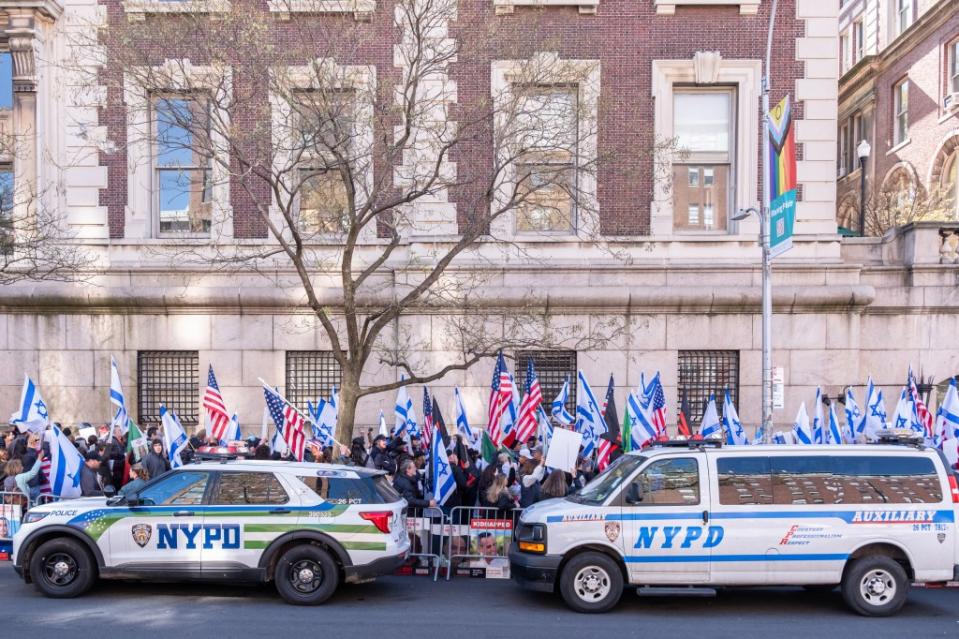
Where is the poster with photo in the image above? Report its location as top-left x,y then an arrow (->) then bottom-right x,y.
0,503 -> 22,558
467,518 -> 512,579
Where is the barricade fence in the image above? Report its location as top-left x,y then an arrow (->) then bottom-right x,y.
402,506 -> 446,581
0,491 -> 30,546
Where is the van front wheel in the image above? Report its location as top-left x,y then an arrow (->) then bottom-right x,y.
559,552 -> 623,613
841,556 -> 908,617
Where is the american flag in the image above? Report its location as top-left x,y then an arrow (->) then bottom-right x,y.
422,386 -> 434,447
263,386 -> 307,461
486,352 -> 512,446
647,373 -> 667,435
908,372 -> 933,438
514,360 -> 543,445
203,365 -> 231,443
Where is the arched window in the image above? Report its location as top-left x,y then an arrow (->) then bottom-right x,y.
941,150 -> 958,219
838,195 -> 859,232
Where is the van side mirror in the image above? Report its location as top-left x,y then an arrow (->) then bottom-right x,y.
625,482 -> 644,505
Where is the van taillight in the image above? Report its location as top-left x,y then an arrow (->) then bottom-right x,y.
948,474 -> 959,504
360,511 -> 394,534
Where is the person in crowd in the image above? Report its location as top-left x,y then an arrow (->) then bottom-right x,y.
119,464 -> 149,498
370,435 -> 395,474
3,451 -> 44,500
106,429 -> 127,489
350,437 -> 370,467
80,450 -> 108,497
485,474 -> 515,516
477,460 -> 499,507
412,449 -> 427,472
451,437 -> 480,508
540,469 -> 570,501
519,459 -> 546,508
390,437 -> 411,470
146,426 -> 158,441
393,459 -> 435,513
409,434 -> 423,455
143,439 -> 170,480
253,444 -> 271,460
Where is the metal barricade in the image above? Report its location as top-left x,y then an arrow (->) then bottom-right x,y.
0,491 -> 30,550
403,506 -> 447,582
445,506 -> 524,580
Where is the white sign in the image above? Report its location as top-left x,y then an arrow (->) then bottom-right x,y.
773,367 -> 785,409
544,428 -> 582,474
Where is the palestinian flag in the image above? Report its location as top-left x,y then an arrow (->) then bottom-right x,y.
678,393 -> 692,438
432,396 -> 451,449
125,417 -> 148,482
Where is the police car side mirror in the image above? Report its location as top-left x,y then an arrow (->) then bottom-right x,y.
625,482 -> 644,505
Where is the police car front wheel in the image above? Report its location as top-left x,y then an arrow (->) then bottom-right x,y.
29,537 -> 97,599
274,545 -> 340,605
559,552 -> 623,613
841,556 -> 909,617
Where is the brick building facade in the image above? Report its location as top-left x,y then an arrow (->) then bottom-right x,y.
0,0 -> 955,438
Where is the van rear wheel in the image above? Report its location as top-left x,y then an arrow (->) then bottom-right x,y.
559,552 -> 623,613
841,556 -> 908,617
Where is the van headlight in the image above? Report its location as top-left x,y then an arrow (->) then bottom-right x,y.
516,523 -> 547,554
22,511 -> 49,524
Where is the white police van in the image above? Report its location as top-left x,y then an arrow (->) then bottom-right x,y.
12,460 -> 410,604
510,441 -> 959,616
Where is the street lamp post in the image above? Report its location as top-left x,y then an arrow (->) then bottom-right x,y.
857,139 -> 871,236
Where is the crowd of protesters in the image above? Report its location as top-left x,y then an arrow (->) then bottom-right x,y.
0,420 -> 622,517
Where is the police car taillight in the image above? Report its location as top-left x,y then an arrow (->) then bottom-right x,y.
360,511 -> 394,534
948,474 -> 959,504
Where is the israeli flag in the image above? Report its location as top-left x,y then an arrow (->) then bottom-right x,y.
378,410 -> 389,438
812,387 -> 824,444
160,405 -> 189,469
844,387 -> 863,443
700,395 -> 721,439
626,390 -> 657,449
430,423 -> 456,506
551,377 -> 574,426
826,401 -> 843,445
309,388 -> 338,447
224,413 -> 242,443
575,371 -> 604,457
862,379 -> 887,440
454,387 -> 479,449
393,384 -> 412,439
793,402 -> 812,444
936,379 -> 959,466
772,431 -> 789,445
722,391 -> 747,445
536,406 -> 554,453
47,425 -> 83,498
110,356 -> 129,435
11,375 -> 49,433
890,388 -> 914,431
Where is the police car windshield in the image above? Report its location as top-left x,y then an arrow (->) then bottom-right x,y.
569,455 -> 646,505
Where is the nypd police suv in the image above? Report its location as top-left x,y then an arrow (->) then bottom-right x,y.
12,460 -> 410,604
510,442 -> 959,616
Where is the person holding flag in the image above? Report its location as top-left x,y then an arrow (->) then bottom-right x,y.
160,405 -> 189,469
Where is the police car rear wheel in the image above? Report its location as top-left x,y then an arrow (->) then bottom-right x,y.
841,556 -> 908,617
559,552 -> 623,613
274,545 -> 339,605
29,538 -> 96,598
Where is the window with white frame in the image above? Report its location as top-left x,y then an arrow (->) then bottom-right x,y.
514,86 -> 578,233
840,31 -> 851,74
949,39 -> 959,95
893,78 -> 909,146
672,88 -> 735,232
853,20 -> 865,64
838,121 -> 849,177
895,0 -> 913,37
292,90 -> 355,235
153,95 -> 212,237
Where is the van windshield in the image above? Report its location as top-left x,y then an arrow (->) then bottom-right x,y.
569,455 -> 645,505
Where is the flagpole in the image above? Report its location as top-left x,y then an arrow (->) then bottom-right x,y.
760,0 -> 779,444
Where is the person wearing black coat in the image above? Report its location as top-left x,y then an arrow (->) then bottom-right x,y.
393,459 -> 435,513
142,439 -> 170,480
371,436 -> 396,475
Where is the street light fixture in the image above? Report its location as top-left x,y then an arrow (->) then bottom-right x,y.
857,139 -> 871,236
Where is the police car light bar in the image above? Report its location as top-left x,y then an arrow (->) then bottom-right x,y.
871,429 -> 925,448
650,438 -> 723,449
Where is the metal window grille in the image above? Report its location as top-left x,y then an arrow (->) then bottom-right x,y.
285,351 -> 342,413
677,350 -> 740,426
514,350 -> 577,416
137,351 -> 199,429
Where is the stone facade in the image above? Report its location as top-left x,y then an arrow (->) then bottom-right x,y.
1,0 -> 954,438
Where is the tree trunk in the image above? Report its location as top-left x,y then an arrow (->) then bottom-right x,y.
336,380 -> 360,445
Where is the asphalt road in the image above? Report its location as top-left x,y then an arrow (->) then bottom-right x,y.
2,567 -> 958,638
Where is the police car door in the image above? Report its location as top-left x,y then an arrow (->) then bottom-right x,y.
204,471 -> 297,570
106,470 -> 212,570
620,453 -> 712,584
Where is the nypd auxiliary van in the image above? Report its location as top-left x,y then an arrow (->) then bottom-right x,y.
12,460 -> 410,605
510,443 -> 959,616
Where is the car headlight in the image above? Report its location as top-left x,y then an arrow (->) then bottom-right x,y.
22,511 -> 49,524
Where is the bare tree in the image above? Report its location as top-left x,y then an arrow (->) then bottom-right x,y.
845,169 -> 957,236
81,0 -> 675,440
